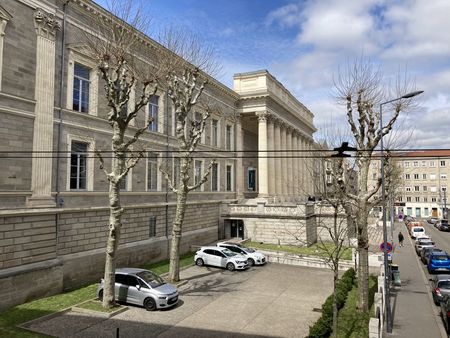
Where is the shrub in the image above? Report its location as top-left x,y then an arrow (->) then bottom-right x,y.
307,268 -> 356,338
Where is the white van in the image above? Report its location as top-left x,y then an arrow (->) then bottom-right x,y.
410,226 -> 427,239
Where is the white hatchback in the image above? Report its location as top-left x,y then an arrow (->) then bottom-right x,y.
217,242 -> 266,266
194,246 -> 249,271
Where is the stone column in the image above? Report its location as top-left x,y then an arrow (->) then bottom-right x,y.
267,116 -> 276,200
300,135 -> 306,200
274,120 -> 282,202
235,114 -> 244,200
27,9 -> 61,208
286,127 -> 293,202
293,131 -> 299,201
280,123 -> 288,202
256,112 -> 269,198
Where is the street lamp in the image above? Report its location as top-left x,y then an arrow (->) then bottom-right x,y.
380,90 -> 423,333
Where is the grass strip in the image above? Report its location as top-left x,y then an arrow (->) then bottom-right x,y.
246,241 -> 353,261
0,251 -> 195,338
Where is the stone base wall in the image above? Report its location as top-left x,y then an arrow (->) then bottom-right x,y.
0,201 -> 220,311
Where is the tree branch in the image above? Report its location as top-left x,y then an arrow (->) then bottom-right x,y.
159,165 -> 178,193
187,159 -> 215,192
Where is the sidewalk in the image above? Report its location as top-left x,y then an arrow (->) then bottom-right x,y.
388,223 -> 446,337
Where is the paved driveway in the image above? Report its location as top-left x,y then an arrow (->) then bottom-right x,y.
25,263 -> 333,338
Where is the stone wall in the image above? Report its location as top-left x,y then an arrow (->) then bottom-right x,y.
0,201 -> 220,310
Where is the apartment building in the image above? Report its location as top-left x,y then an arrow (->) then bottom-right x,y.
370,150 -> 450,220
0,0 -> 317,309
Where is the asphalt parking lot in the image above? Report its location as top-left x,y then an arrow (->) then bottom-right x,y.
25,263 -> 333,338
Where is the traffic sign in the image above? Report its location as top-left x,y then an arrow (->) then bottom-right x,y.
379,242 -> 393,253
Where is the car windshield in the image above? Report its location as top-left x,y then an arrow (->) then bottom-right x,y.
433,255 -> 449,261
242,247 -> 255,253
136,271 -> 165,288
222,248 -> 238,257
439,281 -> 450,289
413,228 -> 424,232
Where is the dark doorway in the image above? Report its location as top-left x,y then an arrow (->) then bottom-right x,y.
230,220 -> 244,239
248,168 -> 256,191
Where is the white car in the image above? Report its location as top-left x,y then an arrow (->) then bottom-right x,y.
194,246 -> 248,271
216,242 -> 266,266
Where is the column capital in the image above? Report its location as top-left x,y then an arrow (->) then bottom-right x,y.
34,8 -> 61,40
256,111 -> 269,122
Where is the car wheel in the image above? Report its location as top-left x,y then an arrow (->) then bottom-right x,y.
226,262 -> 235,271
196,258 -> 204,266
98,290 -> 103,301
248,258 -> 255,267
144,297 -> 157,311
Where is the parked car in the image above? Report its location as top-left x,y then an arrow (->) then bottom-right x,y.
440,294 -> 450,332
96,268 -> 178,311
216,242 -> 266,266
428,253 -> 450,274
422,248 -> 446,265
430,275 -> 450,305
428,217 -> 439,225
415,238 -> 435,256
410,225 -> 427,240
404,216 -> 415,225
195,246 -> 249,271
439,220 -> 450,232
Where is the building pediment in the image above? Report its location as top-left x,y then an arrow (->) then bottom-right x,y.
0,5 -> 13,22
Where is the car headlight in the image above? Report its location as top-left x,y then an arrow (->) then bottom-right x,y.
159,296 -> 167,300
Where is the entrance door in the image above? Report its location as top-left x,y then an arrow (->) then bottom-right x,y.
432,208 -> 438,217
416,208 -> 421,218
230,220 -> 244,239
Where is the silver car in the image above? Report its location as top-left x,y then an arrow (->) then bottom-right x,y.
431,274 -> 450,305
96,268 -> 178,311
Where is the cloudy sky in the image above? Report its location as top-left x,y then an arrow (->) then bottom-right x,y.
97,0 -> 450,149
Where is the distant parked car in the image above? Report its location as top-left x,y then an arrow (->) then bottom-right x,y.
440,294 -> 450,332
415,238 -> 435,256
410,226 -> 427,240
439,220 -> 450,232
216,242 -> 266,266
430,275 -> 450,305
422,248 -> 446,265
428,253 -> 450,274
427,217 -> 439,225
96,268 -> 178,311
195,246 -> 249,271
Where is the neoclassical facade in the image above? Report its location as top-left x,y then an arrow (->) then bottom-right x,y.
0,0 -> 318,310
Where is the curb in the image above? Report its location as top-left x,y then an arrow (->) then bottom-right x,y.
71,300 -> 128,318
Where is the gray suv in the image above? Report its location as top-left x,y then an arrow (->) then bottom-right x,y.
431,274 -> 450,305
97,268 -> 178,311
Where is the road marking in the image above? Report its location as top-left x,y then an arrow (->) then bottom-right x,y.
406,225 -> 448,338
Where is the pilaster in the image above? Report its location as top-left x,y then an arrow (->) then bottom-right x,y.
280,123 -> 288,202
293,131 -> 300,201
274,119 -> 282,202
235,114 -> 244,200
267,116 -> 276,200
27,9 -> 61,208
286,126 -> 293,201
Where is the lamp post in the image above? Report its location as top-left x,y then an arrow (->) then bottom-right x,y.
380,90 -> 423,333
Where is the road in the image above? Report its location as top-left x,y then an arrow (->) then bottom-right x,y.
389,221 -> 448,338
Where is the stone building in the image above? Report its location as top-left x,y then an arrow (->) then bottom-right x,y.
0,0 -> 318,309
369,150 -> 450,219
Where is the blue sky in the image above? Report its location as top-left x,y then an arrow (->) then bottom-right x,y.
96,0 -> 450,149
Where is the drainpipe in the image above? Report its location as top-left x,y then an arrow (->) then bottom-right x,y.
165,92 -> 170,257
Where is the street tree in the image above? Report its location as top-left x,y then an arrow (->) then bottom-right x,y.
333,59 -> 419,311
85,1 -> 158,308
157,30 -> 221,282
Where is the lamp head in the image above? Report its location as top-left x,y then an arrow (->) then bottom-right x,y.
401,90 -> 424,99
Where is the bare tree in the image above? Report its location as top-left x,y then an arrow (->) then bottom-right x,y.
157,31 -> 221,282
84,1 -> 158,308
333,58 -> 419,312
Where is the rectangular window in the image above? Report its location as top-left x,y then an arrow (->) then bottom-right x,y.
413,161 -> 419,167
149,216 -> 156,237
431,186 -> 437,192
404,162 -> 410,167
442,186 -> 448,192
173,157 -> 180,187
211,163 -> 218,191
421,161 -> 427,167
424,208 -> 429,216
441,174 -> 447,179
148,95 -> 159,132
226,164 -> 232,191
423,174 -> 427,179
415,197 -> 420,202
70,141 -> 88,190
432,197 -> 437,202
73,63 -> 90,113
414,174 -> 419,179
147,152 -> 158,190
406,187 -> 412,192
424,197 -> 428,202
423,186 -> 428,191
405,174 -> 410,179
194,160 -> 202,191
211,119 -> 218,147
226,125 -> 232,150
407,197 -> 412,202
430,161 -> 435,167
119,173 -> 128,191
414,186 -> 420,192
441,160 -> 446,167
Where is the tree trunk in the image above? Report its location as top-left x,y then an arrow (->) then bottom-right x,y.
102,180 -> 123,308
168,188 -> 188,282
356,199 -> 369,312
332,265 -> 339,338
